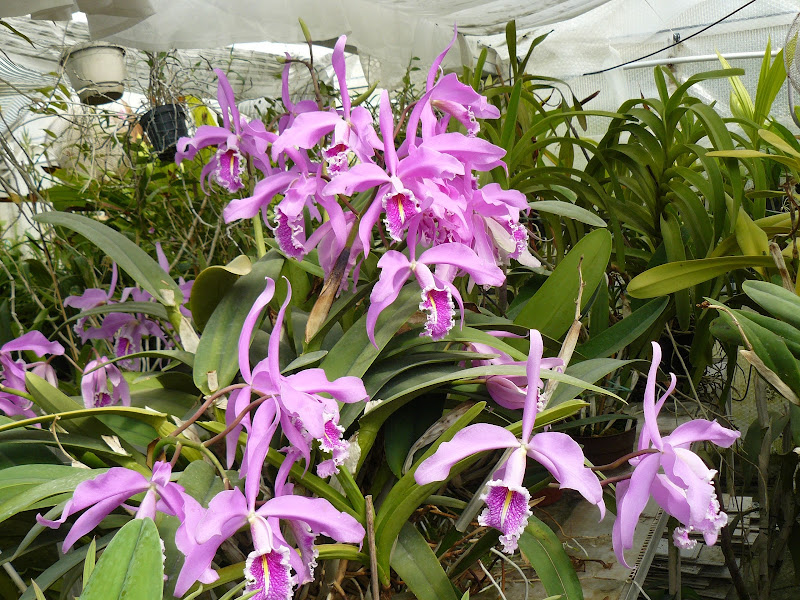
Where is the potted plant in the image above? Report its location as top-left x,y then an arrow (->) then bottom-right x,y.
60,41 -> 126,105
138,51 -> 188,161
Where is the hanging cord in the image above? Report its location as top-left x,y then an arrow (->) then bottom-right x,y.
583,0 -> 757,76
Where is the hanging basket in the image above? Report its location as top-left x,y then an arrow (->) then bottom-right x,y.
60,42 -> 127,106
139,104 -> 189,162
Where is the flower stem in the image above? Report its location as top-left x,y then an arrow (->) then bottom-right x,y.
0,385 -> 34,403
252,216 -> 267,258
591,448 -> 658,472
171,383 -> 249,438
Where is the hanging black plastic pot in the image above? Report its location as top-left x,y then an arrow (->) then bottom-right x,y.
139,104 -> 188,162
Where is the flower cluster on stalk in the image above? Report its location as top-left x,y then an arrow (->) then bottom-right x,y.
12,26 -> 750,600
37,276 -> 366,599
177,30 -> 538,344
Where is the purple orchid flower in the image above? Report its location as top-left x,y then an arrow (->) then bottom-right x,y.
37,461 -> 188,552
612,342 -> 740,567
0,332 -> 64,418
176,69 -> 273,193
403,29 -> 500,145
89,311 -> 168,370
271,35 -> 381,172
226,278 -> 366,480
173,458 -> 365,598
278,53 -> 319,134
64,263 -> 118,342
325,90 -> 466,251
81,356 -> 131,408
366,242 -> 504,344
415,330 -> 604,552
463,333 -> 561,410
223,156 -> 346,262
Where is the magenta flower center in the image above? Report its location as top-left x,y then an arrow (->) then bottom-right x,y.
215,147 -> 245,193
273,211 -> 306,260
322,143 -> 350,176
245,548 -> 293,600
382,189 -> 419,241
478,481 -> 532,553
419,287 -> 455,341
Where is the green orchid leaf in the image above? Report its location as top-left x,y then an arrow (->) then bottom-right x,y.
193,251 -> 284,394
529,200 -> 607,227
375,402 -> 486,585
576,297 -> 668,359
0,467 -> 107,525
627,256 -> 775,298
33,212 -> 183,307
514,229 -> 612,339
548,358 -> 637,406
743,280 -> 800,329
190,255 -> 252,331
78,518 -> 164,600
390,522 -> 459,600
518,516 -> 583,600
18,535 -> 113,600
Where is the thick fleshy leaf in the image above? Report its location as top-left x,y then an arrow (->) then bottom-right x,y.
190,255 -> 252,331
33,212 -> 183,307
390,522 -> 459,600
514,229 -> 611,340
193,252 -> 284,394
529,200 -> 607,227
79,518 -> 164,600
518,516 -> 583,600
627,256 -> 775,298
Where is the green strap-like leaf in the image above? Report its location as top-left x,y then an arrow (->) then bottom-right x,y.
514,229 -> 612,339
33,212 -> 183,307
190,255 -> 253,331
518,516 -> 584,600
743,280 -> 800,329
193,251 -> 284,394
79,518 -> 164,600
391,522 -> 459,600
627,256 -> 775,298
576,296 -> 668,359
529,200 -> 607,227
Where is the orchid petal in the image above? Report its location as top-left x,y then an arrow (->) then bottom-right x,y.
613,452 -> 661,567
526,431 -> 604,518
366,251 -> 412,347
2,331 -> 64,356
415,423 -> 518,484
418,243 -> 505,286
664,419 -> 740,449
332,36 -> 351,117
239,279 -> 276,383
521,330 -> 544,442
256,495 -> 365,543
286,369 -> 367,403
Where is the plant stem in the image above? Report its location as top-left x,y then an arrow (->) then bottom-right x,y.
171,383 -> 249,437
591,448 -> 658,471
252,216 -> 267,258
365,495 -> 380,600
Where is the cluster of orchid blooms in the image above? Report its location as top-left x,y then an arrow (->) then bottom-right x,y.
175,31 -> 536,342
0,29 -> 743,600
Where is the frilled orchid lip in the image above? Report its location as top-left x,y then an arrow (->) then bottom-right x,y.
244,546 -> 295,600
322,142 -> 351,175
381,188 -> 419,241
215,147 -> 245,193
419,286 -> 455,341
478,480 -> 532,553
273,210 -> 306,260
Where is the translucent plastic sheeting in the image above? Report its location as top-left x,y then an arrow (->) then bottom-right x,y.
509,0 -> 800,136
1,0 -> 615,88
